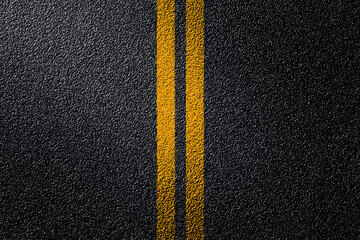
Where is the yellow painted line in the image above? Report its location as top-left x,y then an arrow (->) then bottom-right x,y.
156,0 -> 176,239
186,0 -> 204,239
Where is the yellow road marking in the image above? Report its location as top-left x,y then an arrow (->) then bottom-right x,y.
156,0 -> 176,239
186,0 -> 205,239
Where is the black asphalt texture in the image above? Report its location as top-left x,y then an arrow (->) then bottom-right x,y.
1,1 -> 360,239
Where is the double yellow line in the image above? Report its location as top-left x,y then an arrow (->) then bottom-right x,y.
156,0 -> 204,239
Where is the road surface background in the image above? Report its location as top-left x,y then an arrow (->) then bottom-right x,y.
2,0 -> 359,239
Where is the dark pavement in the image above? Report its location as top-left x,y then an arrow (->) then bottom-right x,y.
1,1 -> 360,239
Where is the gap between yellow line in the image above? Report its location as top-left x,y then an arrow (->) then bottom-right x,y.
186,0 -> 205,239
156,0 -> 176,239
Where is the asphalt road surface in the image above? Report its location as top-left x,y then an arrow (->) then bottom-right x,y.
1,0 -> 360,239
